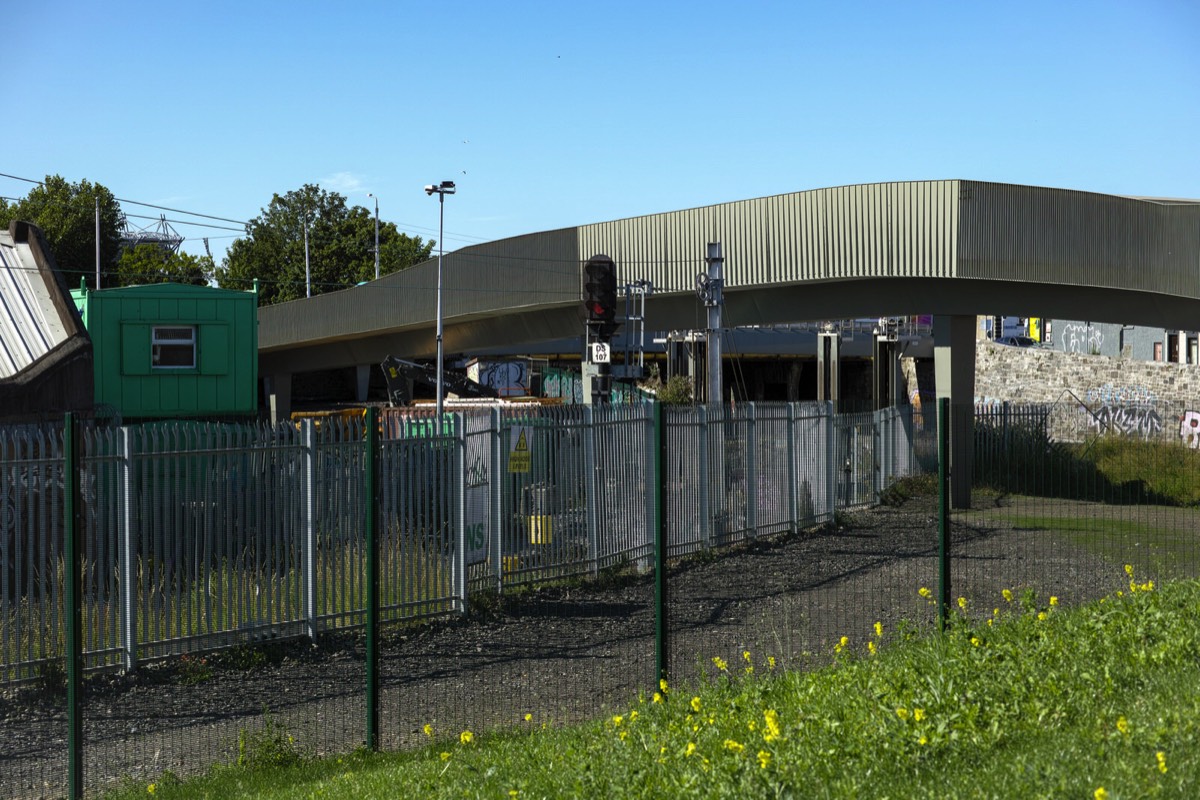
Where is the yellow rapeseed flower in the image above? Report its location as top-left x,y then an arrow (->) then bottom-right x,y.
629,710 -> 638,721
660,678 -> 669,694
440,752 -> 451,761
1037,612 -> 1047,621
524,713 -> 533,723
653,692 -> 664,704
423,723 -> 434,737
1095,788 -> 1108,800
918,587 -> 932,598
1157,751 -> 1167,774
712,656 -> 728,672
874,621 -> 883,638
612,715 -> 624,727
918,734 -> 928,746
685,742 -> 697,757
743,650 -> 752,663
1049,596 -> 1058,606
147,785 -> 156,795
459,730 -> 474,745
868,641 -> 877,656
896,707 -> 910,720
957,596 -> 968,610
1116,716 -> 1129,735
691,696 -> 702,713
764,709 -> 781,742
723,739 -> 744,753
834,635 -> 849,654
970,636 -> 981,647
914,708 -> 926,722
757,750 -> 772,769
1124,564 -> 1134,578
767,656 -> 776,670
1002,588 -> 1013,602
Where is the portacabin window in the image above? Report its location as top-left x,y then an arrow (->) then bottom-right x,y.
152,326 -> 196,369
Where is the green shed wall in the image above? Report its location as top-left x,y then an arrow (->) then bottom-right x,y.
74,284 -> 258,418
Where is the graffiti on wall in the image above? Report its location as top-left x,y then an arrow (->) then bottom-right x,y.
1086,383 -> 1157,408
1181,411 -> 1200,449
1088,405 -> 1163,439
475,362 -> 530,397
1060,323 -> 1104,354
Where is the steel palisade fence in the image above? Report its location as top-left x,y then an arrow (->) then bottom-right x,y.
0,402 -> 917,685
5,397 -> 1200,799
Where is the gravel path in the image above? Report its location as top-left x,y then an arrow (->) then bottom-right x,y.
0,495 -> 1148,799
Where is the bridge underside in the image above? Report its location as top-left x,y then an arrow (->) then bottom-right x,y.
259,276 -> 1200,376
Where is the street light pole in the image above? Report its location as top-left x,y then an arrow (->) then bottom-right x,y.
367,193 -> 380,280
424,181 -> 456,420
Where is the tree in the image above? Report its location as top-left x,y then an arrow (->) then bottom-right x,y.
214,184 -> 434,306
0,175 -> 124,289
115,244 -> 213,287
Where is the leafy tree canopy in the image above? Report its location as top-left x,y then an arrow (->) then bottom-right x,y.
115,244 -> 213,287
214,184 -> 434,306
0,175 -> 124,288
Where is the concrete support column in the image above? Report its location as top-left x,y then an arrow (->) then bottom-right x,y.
266,373 -> 293,425
872,336 -> 900,410
933,315 -> 976,509
817,331 -> 841,410
356,364 -> 372,403
1179,331 -> 1188,364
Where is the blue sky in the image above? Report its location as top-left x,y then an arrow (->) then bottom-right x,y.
6,0 -> 1198,261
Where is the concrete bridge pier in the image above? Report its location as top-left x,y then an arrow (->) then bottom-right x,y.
355,364 -> 372,403
265,373 -> 293,425
933,315 -> 976,509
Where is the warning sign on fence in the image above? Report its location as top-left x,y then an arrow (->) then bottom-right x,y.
508,426 -> 531,473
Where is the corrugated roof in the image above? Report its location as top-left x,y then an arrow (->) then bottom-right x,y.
0,227 -> 72,377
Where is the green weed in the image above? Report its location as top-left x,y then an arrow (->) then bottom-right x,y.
103,575 -> 1200,800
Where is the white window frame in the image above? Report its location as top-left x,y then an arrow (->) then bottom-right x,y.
151,325 -> 197,370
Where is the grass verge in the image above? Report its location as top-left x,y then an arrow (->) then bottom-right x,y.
105,573 -> 1199,799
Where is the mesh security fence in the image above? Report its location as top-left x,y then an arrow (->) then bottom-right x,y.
3,400 -> 1198,797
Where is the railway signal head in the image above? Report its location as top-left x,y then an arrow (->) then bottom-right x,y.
583,255 -> 617,324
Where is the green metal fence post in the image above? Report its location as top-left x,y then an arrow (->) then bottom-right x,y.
937,397 -> 951,632
365,406 -> 379,750
653,401 -> 668,687
64,412 -> 83,799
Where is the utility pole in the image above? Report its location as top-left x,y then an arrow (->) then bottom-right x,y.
368,193 -> 380,280
94,196 -> 100,289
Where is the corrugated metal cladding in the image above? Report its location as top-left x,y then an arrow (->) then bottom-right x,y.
0,231 -> 69,377
575,181 -> 962,292
442,227 -> 581,317
258,226 -> 581,349
956,182 -> 1200,298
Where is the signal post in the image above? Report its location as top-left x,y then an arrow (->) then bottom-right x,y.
582,254 -> 618,405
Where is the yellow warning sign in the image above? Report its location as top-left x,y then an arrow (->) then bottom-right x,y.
508,427 -> 531,473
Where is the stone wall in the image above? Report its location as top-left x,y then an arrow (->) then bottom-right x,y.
904,341 -> 1200,447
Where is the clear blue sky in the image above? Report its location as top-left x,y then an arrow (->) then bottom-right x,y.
6,0 -> 1198,262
